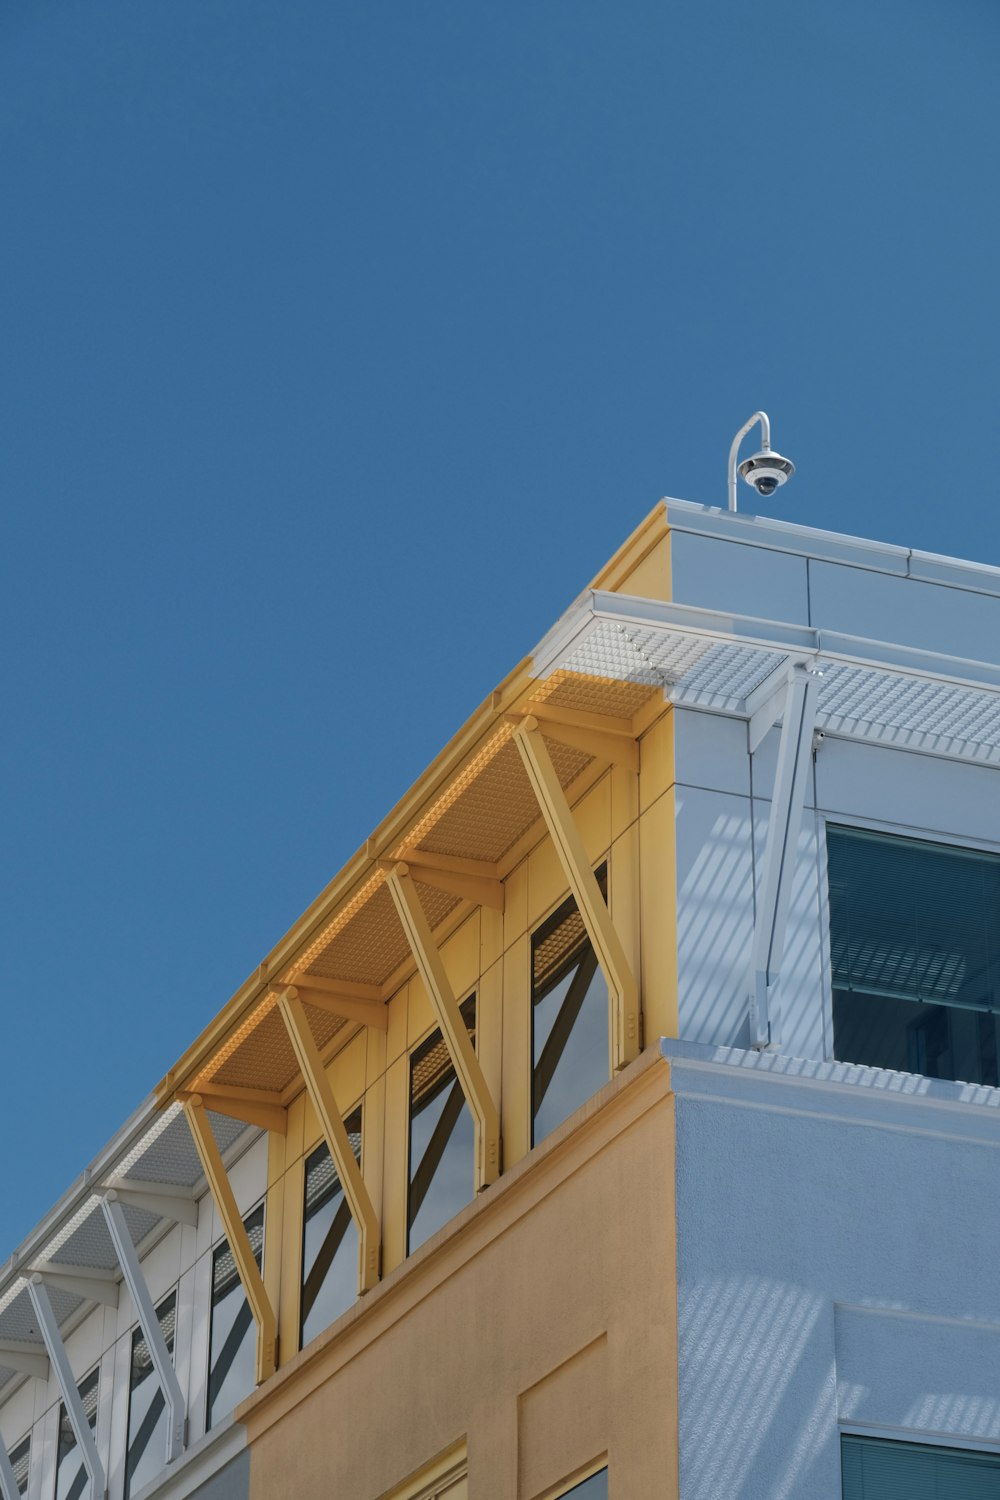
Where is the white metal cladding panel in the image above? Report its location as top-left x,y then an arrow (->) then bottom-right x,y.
808,560 -> 1000,658
674,785 -> 756,1049
673,709 -> 751,797
816,738 -> 1000,846
669,530 -> 811,623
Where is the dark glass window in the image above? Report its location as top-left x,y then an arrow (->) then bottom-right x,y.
207,1202 -> 264,1431
300,1107 -> 363,1348
55,1367 -> 99,1500
532,867 -> 609,1146
560,1469 -> 608,1498
408,996 -> 476,1255
842,1433 -> 1000,1497
829,826 -> 1000,1086
8,1435 -> 29,1498
124,1290 -> 176,1498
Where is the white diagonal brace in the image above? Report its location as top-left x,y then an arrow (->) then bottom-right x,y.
0,1438 -> 19,1500
748,664 -> 822,1049
27,1266 -> 118,1309
27,1276 -> 106,1499
0,1339 -> 49,1379
104,1181 -> 198,1228
100,1194 -> 186,1463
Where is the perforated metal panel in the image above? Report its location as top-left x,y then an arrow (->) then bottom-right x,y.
551,610 -> 1000,767
117,1105 -> 248,1186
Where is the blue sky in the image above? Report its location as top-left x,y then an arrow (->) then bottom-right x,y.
1,0 -> 997,1248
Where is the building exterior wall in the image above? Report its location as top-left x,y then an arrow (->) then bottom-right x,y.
6,500 -> 1000,1500
668,1041 -> 1000,1500
262,728 -> 679,1370
242,1053 -> 676,1500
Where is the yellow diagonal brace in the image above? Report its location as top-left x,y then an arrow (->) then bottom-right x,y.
183,1097 -> 277,1384
386,864 -> 501,1189
276,988 -> 381,1293
514,716 -> 640,1071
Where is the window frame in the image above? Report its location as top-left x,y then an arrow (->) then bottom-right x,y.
541,1459 -> 609,1499
7,1433 -> 29,1498
123,1286 -> 177,1500
54,1364 -> 100,1500
406,993 -> 478,1256
818,811 -> 1000,1067
299,1102 -> 364,1350
839,1427 -> 1000,1493
205,1197 -> 265,1432
530,862 -> 610,1149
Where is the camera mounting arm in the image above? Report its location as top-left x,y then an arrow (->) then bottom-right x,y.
728,410 -> 771,512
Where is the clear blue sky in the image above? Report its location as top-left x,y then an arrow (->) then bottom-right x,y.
1,0 -> 997,1249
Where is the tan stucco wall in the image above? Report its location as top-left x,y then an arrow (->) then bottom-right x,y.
240,1052 -> 677,1500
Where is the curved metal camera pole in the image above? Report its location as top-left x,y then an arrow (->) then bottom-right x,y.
728,410 -> 771,512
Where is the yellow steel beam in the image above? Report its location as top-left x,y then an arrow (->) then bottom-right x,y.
513,716 -> 640,1071
280,977 -> 388,1032
183,1096 -> 277,1384
276,988 -> 381,1293
179,1085 -> 287,1135
378,854 -> 504,913
521,701 -> 635,738
506,711 -> 639,773
386,864 -> 501,1189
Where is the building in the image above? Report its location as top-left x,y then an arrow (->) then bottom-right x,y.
3,497 -> 1000,1500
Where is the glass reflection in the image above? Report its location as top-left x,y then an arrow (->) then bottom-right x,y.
561,1468 -> 608,1498
125,1292 -> 176,1498
8,1435 -> 29,1497
532,873 -> 609,1146
55,1368 -> 99,1500
408,997 -> 476,1254
207,1202 -> 264,1431
300,1109 -> 362,1348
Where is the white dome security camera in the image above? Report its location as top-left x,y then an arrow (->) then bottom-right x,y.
737,449 -> 795,498
727,412 -> 796,510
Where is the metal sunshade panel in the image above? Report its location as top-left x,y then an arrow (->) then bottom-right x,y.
115,1105 -> 248,1187
540,593 -> 1000,768
40,1199 -> 159,1273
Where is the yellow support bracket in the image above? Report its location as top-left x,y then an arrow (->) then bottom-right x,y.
183,1096 -> 277,1384
386,864 -> 501,1189
276,987 -> 381,1293
513,716 -> 641,1072
506,711 -> 639,773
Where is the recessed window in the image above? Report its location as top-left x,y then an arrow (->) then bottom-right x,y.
8,1435 -> 29,1498
207,1201 -> 264,1431
55,1366 -> 99,1500
300,1106 -> 363,1349
842,1433 -> 1000,1496
124,1289 -> 176,1499
408,996 -> 476,1254
558,1467 -> 608,1498
532,867 -> 609,1146
828,826 -> 1000,1085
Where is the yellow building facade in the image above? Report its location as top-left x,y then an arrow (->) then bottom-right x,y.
159,503 -> 679,1498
